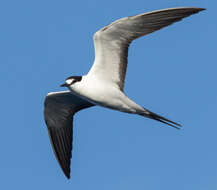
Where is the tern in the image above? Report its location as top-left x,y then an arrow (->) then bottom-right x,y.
44,7 -> 205,179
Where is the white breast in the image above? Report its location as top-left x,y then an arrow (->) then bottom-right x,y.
69,75 -> 143,113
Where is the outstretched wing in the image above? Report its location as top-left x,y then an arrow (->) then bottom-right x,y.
44,91 -> 94,179
88,7 -> 205,91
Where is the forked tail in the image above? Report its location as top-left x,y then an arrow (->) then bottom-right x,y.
141,108 -> 182,130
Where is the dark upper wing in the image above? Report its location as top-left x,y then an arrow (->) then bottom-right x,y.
44,91 -> 94,179
89,7 -> 205,91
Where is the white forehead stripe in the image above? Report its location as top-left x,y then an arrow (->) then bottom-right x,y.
66,79 -> 73,85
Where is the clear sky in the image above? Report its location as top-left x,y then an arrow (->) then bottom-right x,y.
0,0 -> 216,189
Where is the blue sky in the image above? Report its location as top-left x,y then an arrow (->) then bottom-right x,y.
0,0 -> 216,189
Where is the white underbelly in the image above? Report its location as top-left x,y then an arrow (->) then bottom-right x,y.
70,77 -> 144,114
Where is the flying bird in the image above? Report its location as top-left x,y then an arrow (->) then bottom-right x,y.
44,7 -> 205,179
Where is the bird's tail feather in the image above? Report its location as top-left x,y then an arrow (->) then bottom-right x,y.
141,108 -> 182,130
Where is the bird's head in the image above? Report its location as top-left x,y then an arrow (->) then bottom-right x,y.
60,76 -> 82,87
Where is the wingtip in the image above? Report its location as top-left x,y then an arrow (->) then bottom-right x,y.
66,175 -> 70,180
194,7 -> 206,12
167,7 -> 206,14
182,7 -> 206,14
176,7 -> 206,11
64,171 -> 70,179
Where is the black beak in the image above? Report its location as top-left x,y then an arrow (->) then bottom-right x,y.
60,83 -> 67,87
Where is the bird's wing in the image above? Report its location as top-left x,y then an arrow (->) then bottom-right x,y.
44,91 -> 94,179
88,7 -> 205,91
